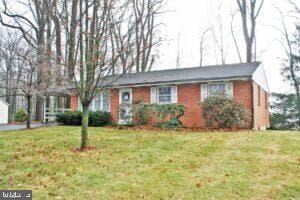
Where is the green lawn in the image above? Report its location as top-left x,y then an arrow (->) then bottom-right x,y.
0,127 -> 299,199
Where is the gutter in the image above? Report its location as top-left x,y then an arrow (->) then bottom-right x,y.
103,75 -> 252,89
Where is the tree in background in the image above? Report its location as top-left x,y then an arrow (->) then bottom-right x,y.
270,93 -> 299,130
272,5 -> 300,128
0,30 -> 24,122
0,0 -> 53,122
236,0 -> 264,63
292,25 -> 300,126
267,2 -> 300,130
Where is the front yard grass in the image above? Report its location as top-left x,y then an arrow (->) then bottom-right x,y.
0,126 -> 299,199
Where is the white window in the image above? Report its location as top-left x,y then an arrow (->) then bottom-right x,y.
208,83 -> 226,96
201,82 -> 233,101
158,87 -> 172,103
90,91 -> 110,112
151,86 -> 177,104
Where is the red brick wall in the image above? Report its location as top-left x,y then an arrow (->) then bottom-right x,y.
69,81 -> 270,129
252,81 -> 270,130
178,84 -> 204,128
233,81 -> 253,129
70,95 -> 78,111
110,89 -> 119,123
132,87 -> 151,103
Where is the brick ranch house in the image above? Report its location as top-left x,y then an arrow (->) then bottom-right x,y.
65,62 -> 270,130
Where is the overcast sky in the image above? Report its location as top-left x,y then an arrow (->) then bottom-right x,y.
2,0 -> 298,93
154,0 -> 298,93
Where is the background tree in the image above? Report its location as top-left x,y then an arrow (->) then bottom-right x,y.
270,93 -> 299,130
271,6 -> 300,127
0,30 -> 24,121
236,0 -> 264,63
132,0 -> 164,72
198,27 -> 211,67
0,0 -> 52,121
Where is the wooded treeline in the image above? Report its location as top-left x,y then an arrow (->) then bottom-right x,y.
0,0 -> 164,126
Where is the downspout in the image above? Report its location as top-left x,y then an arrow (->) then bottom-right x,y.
250,80 -> 255,130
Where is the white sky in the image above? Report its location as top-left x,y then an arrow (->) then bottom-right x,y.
154,0 -> 298,93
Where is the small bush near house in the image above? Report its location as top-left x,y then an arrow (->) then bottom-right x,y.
89,111 -> 111,126
131,103 -> 186,128
152,103 -> 186,128
56,111 -> 82,125
155,118 -> 183,129
14,109 -> 28,122
201,96 -> 249,129
132,102 -> 152,125
56,111 -> 111,126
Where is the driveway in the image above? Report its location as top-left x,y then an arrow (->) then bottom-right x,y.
0,123 -> 55,131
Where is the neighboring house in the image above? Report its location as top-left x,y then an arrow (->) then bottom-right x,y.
65,62 -> 270,130
0,99 -> 9,124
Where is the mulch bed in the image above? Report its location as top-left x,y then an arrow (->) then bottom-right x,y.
71,146 -> 96,153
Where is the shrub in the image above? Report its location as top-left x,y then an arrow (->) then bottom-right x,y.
132,102 -> 151,125
56,111 -> 111,126
201,96 -> 249,129
56,111 -> 82,125
152,103 -> 186,128
152,103 -> 186,122
89,111 -> 111,126
14,109 -> 28,122
131,103 -> 186,128
155,118 -> 183,129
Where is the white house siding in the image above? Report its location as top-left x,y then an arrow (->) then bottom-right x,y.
0,99 -> 9,124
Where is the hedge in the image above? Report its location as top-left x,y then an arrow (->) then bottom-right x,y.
56,111 -> 111,126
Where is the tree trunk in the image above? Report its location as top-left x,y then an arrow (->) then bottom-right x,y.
10,94 -> 16,122
81,105 -> 89,149
26,95 -> 31,129
246,40 -> 253,63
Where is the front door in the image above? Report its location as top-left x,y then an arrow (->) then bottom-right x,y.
118,88 -> 132,125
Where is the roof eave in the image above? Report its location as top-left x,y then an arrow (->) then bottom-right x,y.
105,75 -> 252,88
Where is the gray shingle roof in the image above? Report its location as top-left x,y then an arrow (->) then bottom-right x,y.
102,62 -> 261,87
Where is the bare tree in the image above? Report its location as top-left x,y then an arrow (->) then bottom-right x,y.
176,32 -> 181,69
17,46 -> 52,129
0,41 -> 51,128
0,0 -> 52,121
230,11 -> 243,63
132,0 -> 164,72
236,0 -> 265,63
0,30 -> 24,121
199,27 -> 211,67
210,2 -> 228,65
62,0 -> 139,149
108,1 -> 135,74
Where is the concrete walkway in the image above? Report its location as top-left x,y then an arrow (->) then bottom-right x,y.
0,123 -> 55,131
